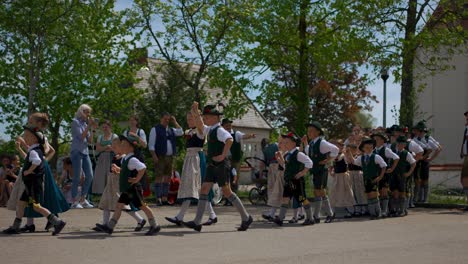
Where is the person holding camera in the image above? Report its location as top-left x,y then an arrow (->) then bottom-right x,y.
0,155 -> 17,207
148,112 -> 183,205
70,104 -> 98,209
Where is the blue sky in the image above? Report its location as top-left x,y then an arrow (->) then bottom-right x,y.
0,0 -> 401,140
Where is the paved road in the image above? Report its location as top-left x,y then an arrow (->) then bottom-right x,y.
1,205 -> 467,264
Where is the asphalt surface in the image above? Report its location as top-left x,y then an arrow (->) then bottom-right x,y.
0,205 -> 467,264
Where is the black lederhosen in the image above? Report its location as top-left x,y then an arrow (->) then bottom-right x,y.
118,183 -> 145,208
204,160 -> 230,187
417,160 -> 430,181
312,167 -> 328,190
390,173 -> 406,193
283,178 -> 307,203
378,173 -> 391,190
20,175 -> 44,205
364,178 -> 379,193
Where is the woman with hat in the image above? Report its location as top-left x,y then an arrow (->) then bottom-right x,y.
345,137 -> 387,219
371,132 -> 399,217
182,102 -> 252,232
301,121 -> 339,223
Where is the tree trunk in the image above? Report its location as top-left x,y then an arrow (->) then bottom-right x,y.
399,0 -> 418,127
49,118 -> 61,171
28,43 -> 37,116
295,0 -> 310,136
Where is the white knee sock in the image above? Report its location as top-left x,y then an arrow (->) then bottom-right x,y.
206,202 -> 217,219
176,200 -> 191,220
102,210 -> 111,225
127,211 -> 144,223
269,207 -> 277,217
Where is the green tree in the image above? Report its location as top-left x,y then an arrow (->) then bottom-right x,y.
361,0 -> 466,126
237,0 -> 378,135
0,0 -> 143,166
133,0 -> 254,115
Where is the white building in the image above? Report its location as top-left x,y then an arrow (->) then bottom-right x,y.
414,6 -> 468,189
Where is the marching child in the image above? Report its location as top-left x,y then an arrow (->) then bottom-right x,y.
302,121 -> 339,223
3,125 -> 66,235
94,137 -> 146,232
97,134 -> 161,236
371,132 -> 399,217
389,136 -> 417,216
345,137 -> 387,219
273,132 -> 314,226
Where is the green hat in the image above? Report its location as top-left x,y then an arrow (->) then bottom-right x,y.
221,118 -> 233,125
307,121 -> 323,135
371,132 -> 388,142
23,125 -> 45,145
396,135 -> 408,143
119,134 -> 140,148
359,137 -> 376,152
413,121 -> 427,132
202,104 -> 223,116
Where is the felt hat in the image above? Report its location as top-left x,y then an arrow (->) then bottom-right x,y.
307,121 -> 323,135
221,118 -> 233,125
371,132 -> 388,142
359,137 -> 376,152
119,134 -> 140,149
396,135 -> 408,144
202,104 -> 223,116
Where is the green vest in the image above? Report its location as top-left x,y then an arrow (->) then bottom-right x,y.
119,155 -> 137,192
394,150 -> 411,175
361,154 -> 381,181
230,131 -> 243,162
309,138 -> 327,174
207,126 -> 225,162
284,150 -> 304,182
373,146 -> 393,167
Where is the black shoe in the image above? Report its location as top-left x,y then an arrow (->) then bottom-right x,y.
463,206 -> 468,212
288,217 -> 298,224
313,217 -> 321,224
45,221 -> 53,231
325,213 -> 336,223
52,221 -> 66,236
19,224 -> 36,233
344,214 -> 353,219
262,214 -> 273,221
145,225 -> 161,236
165,217 -> 182,226
135,219 -> 147,231
3,227 -> 20,235
203,217 -> 218,226
302,219 -> 315,226
297,214 -> 305,221
96,223 -> 113,235
92,225 -> 103,232
182,221 -> 202,232
353,212 -> 362,217
273,216 -> 283,227
238,215 -> 253,231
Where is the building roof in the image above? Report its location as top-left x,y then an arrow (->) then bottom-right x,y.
135,58 -> 273,131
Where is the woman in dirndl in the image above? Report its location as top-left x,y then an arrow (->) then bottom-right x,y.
92,120 -> 117,195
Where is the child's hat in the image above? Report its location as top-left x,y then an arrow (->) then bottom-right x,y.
307,121 -> 323,135
281,131 -> 299,142
23,125 -> 45,145
413,120 -> 427,132
358,137 -> 376,152
221,118 -> 233,125
396,135 -> 408,143
202,103 -> 224,116
371,132 -> 388,142
119,134 -> 140,148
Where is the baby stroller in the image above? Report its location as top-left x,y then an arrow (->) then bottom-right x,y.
244,157 -> 268,205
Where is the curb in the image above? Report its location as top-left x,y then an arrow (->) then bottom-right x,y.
413,203 -> 466,209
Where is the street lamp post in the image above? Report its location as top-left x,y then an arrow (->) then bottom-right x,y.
380,68 -> 389,128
